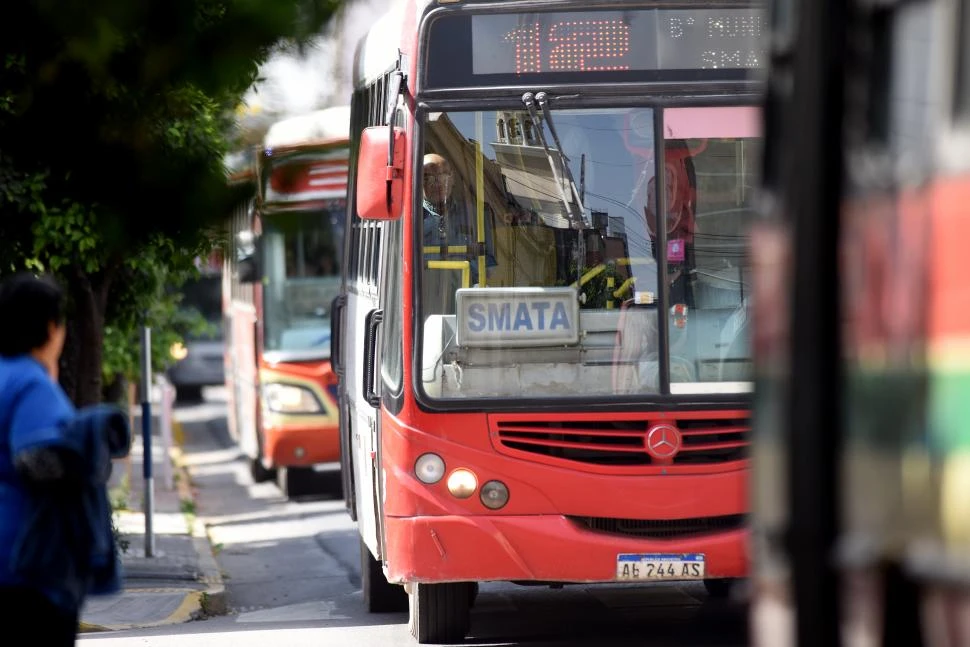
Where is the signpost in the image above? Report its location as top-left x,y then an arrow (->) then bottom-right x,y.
140,324 -> 154,558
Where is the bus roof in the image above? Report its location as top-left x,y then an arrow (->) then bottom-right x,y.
263,105 -> 352,151
225,147 -> 257,184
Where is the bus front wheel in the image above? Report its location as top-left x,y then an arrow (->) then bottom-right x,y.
360,539 -> 408,613
276,466 -> 315,499
408,582 -> 473,644
249,457 -> 276,484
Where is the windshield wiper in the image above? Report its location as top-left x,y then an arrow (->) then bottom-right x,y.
522,91 -> 588,292
522,92 -> 588,231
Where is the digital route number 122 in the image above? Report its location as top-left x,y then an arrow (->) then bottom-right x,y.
505,20 -> 632,73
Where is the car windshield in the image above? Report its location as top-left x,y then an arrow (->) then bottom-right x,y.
180,274 -> 223,341
417,107 -> 759,401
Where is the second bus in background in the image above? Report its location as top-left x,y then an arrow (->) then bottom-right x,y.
224,106 -> 350,499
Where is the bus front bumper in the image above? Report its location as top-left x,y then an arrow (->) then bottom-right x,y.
384,514 -> 747,584
264,422 -> 340,468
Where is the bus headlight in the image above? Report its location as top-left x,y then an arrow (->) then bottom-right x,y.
446,468 -> 478,499
415,453 -> 446,484
169,342 -> 188,360
480,480 -> 510,510
263,383 -> 323,414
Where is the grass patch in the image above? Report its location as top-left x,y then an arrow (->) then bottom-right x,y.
179,497 -> 196,515
111,512 -> 131,555
109,472 -> 132,555
180,496 -> 198,530
109,472 -> 130,511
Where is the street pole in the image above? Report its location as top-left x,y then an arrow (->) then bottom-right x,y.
140,324 -> 154,558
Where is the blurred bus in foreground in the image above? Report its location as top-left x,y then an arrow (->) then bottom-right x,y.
750,0 -> 970,644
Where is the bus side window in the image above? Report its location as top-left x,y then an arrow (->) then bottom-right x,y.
370,224 -> 382,286
948,0 -> 970,174
348,220 -> 359,283
359,224 -> 368,285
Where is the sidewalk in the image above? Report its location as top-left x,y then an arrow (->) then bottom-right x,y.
78,398 -> 226,632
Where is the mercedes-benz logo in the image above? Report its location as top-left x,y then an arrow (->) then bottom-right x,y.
645,424 -> 682,461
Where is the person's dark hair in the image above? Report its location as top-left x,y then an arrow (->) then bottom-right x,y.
0,272 -> 66,357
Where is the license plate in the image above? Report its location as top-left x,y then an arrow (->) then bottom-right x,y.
616,553 -> 705,580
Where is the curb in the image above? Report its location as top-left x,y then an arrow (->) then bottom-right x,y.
170,444 -> 228,618
78,589 -> 206,633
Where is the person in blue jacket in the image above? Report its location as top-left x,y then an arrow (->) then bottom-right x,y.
0,272 -> 130,645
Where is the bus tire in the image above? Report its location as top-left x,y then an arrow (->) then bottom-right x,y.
703,578 -> 734,598
276,466 -> 314,499
249,456 -> 276,484
408,582 -> 472,644
360,538 -> 408,612
328,469 -> 344,499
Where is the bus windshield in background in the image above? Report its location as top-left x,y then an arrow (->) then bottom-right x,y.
261,201 -> 344,356
426,6 -> 767,88
418,107 -> 759,401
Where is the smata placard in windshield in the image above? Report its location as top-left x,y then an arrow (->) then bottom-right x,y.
471,9 -> 766,76
455,287 -> 580,348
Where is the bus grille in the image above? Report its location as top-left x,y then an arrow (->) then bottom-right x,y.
491,414 -> 749,470
569,514 -> 747,539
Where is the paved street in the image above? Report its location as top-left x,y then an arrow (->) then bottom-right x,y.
81,388 -> 750,646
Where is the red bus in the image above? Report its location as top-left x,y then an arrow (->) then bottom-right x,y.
335,0 -> 764,641
224,106 -> 351,498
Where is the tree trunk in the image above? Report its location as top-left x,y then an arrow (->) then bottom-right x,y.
58,313 -> 81,405
60,266 -> 115,407
102,371 -> 128,410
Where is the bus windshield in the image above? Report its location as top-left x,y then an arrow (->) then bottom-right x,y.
418,107 -> 759,401
262,203 -> 344,357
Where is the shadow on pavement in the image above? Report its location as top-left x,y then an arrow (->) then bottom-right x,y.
79,588 -> 747,646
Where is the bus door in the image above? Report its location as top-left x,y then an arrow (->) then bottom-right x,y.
232,229 -> 262,467
351,223 -> 386,558
344,70 -> 407,560
227,206 -> 262,463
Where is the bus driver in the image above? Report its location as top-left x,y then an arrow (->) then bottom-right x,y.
421,153 -> 497,313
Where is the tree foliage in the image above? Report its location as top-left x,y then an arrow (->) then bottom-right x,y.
0,0 -> 341,405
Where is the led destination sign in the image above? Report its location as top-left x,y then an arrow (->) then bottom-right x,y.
470,8 -> 766,76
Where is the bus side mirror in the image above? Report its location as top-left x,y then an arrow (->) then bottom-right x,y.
236,230 -> 261,283
356,125 -> 406,220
